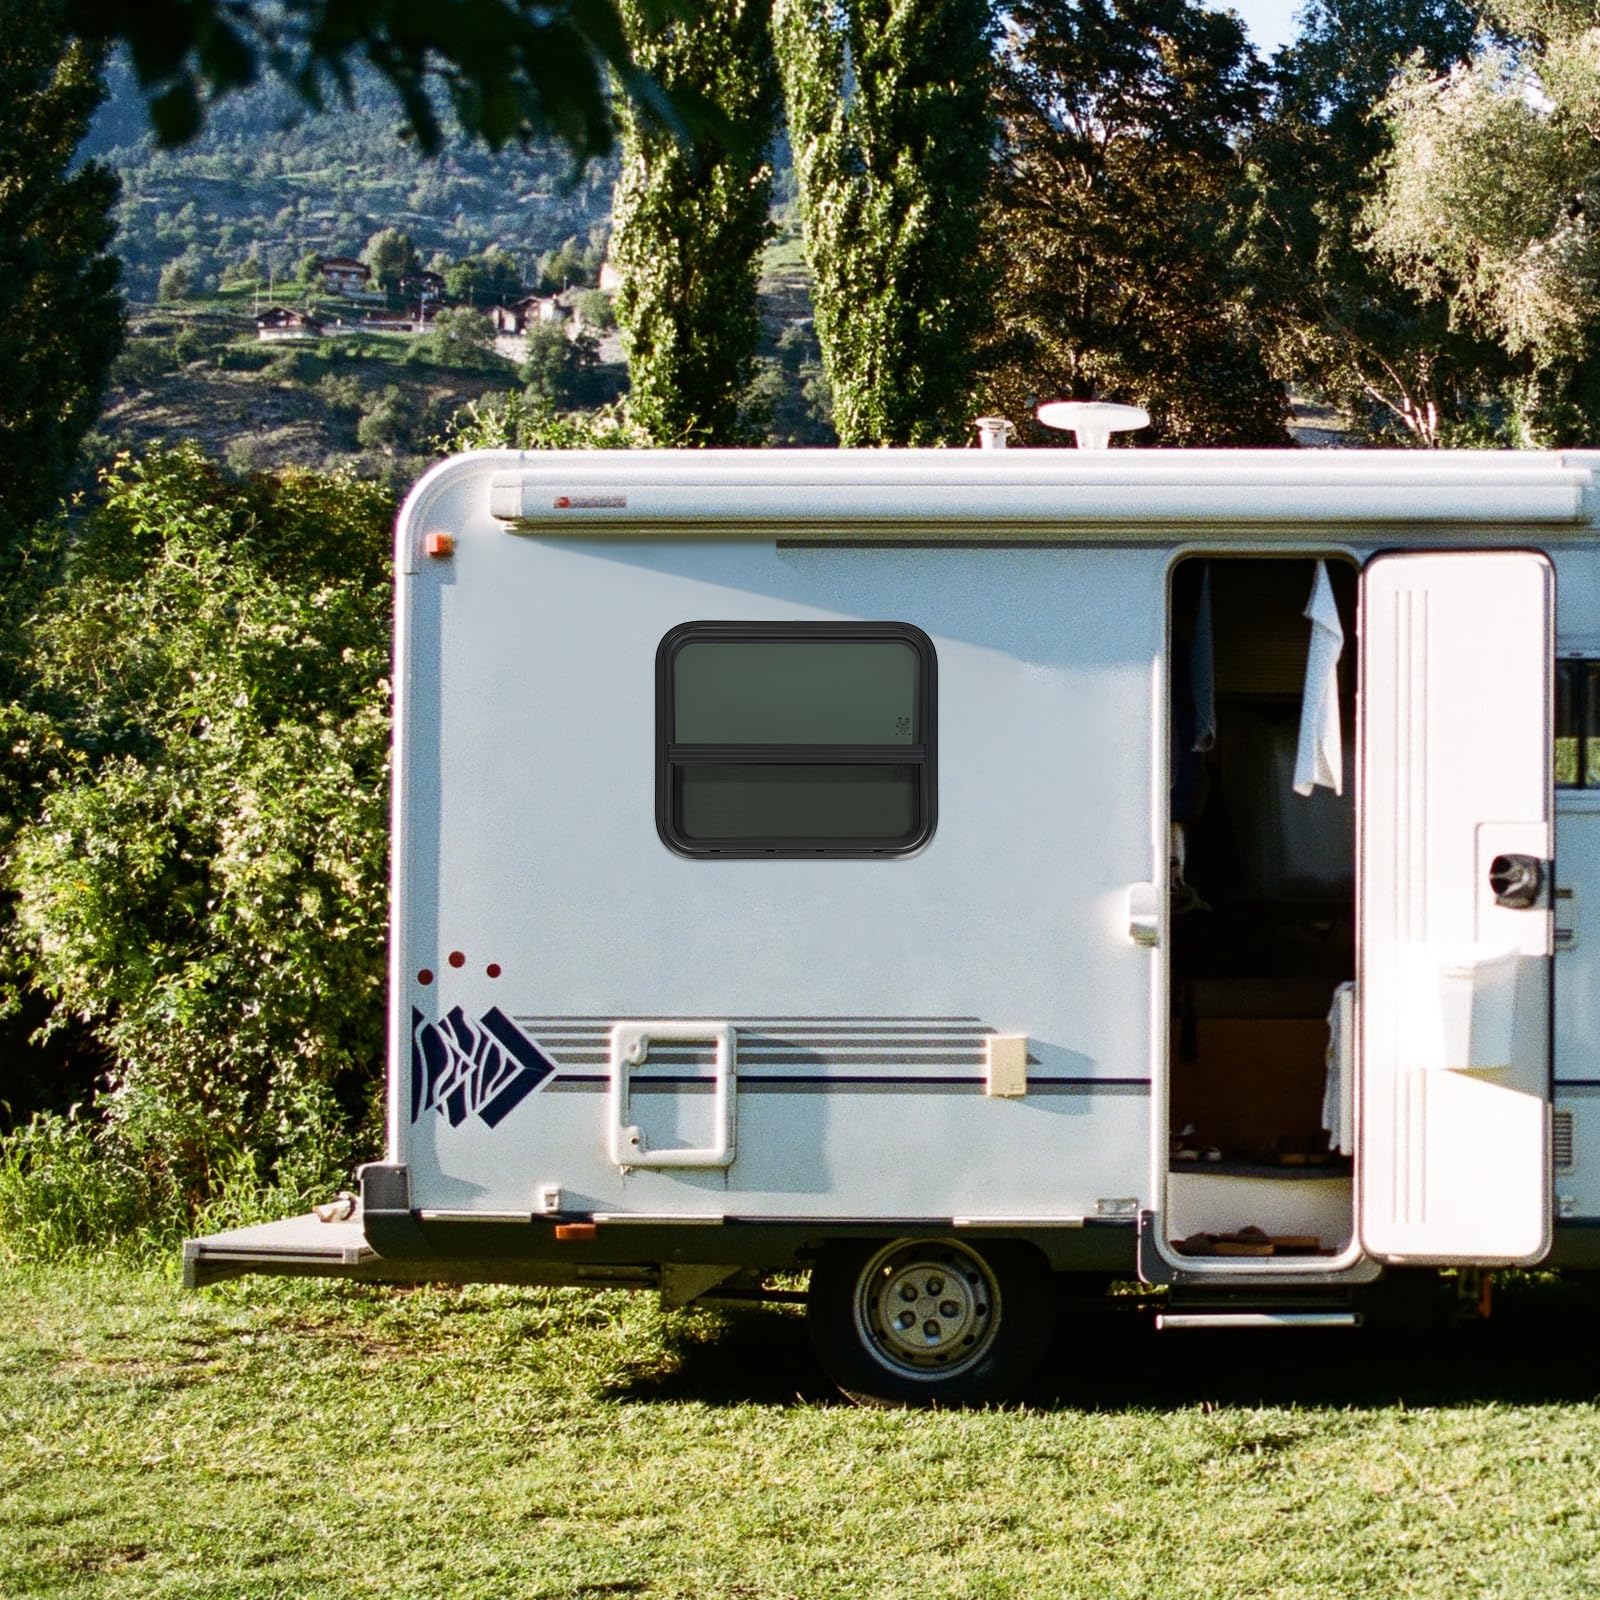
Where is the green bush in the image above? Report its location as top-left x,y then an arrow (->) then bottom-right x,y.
213,343 -> 276,372
357,384 -> 429,452
440,391 -> 649,451
265,347 -> 325,383
520,322 -> 601,408
0,1110 -> 172,1261
2,448 -> 395,1218
110,338 -> 183,389
410,305 -> 501,369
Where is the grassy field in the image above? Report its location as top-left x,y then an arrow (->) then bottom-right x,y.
4,1261 -> 1600,1599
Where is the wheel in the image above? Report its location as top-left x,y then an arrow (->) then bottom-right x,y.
806,1236 -> 1056,1407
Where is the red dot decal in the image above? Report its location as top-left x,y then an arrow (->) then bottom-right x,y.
448,950 -> 466,968
417,969 -> 433,986
486,963 -> 502,979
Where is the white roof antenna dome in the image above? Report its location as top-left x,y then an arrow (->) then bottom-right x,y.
1036,400 -> 1149,450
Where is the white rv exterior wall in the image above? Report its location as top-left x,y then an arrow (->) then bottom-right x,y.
396,528 -> 1163,1220
391,450 -> 1600,1243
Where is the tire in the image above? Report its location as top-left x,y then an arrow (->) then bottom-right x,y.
806,1236 -> 1056,1407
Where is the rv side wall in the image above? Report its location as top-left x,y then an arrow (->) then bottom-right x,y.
395,524 -> 1163,1223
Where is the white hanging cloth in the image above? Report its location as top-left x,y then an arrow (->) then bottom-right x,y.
1322,981 -> 1355,1155
1294,560 -> 1344,797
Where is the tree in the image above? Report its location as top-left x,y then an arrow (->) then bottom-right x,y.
357,385 -> 429,452
414,306 -> 501,367
775,0 -> 995,444
573,287 -> 617,331
980,0 -> 1288,445
610,0 -> 780,444
157,258 -> 191,302
538,233 -> 601,291
440,390 -> 650,450
62,0 -> 692,162
1242,0 -> 1502,444
445,246 -> 524,306
0,2 -> 122,554
363,227 -> 420,293
519,319 -> 600,406
1363,0 -> 1600,439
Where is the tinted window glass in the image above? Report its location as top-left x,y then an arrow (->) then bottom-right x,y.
658,623 -> 936,858
678,764 -> 919,841
1557,660 -> 1579,787
1586,663 -> 1600,787
673,640 -> 920,745
1556,658 -> 1600,789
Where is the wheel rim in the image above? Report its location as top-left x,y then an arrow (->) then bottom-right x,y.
852,1239 -> 1002,1381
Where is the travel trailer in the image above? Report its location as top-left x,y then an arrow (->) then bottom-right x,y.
186,430 -> 1600,1404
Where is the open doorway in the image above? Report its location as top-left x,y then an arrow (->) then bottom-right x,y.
1164,556 -> 1358,1264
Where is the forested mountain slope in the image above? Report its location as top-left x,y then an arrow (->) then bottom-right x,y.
85,57 -> 615,300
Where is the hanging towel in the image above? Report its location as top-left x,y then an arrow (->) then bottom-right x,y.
1322,981 -> 1355,1156
1294,560 -> 1344,796
1191,563 -> 1216,753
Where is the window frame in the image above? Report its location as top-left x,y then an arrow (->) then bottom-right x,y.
1557,656 -> 1600,790
655,620 -> 938,858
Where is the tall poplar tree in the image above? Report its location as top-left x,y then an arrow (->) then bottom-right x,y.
0,4 -> 122,552
775,0 -> 994,445
611,0 -> 780,444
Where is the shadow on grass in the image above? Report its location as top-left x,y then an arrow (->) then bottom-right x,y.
601,1276 -> 1600,1412
1034,1278 -> 1600,1413
601,1305 -> 839,1408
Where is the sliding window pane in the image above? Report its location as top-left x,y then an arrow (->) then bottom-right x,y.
677,764 -> 919,842
673,640 -> 921,745
1556,660 -> 1580,787
1586,663 -> 1600,787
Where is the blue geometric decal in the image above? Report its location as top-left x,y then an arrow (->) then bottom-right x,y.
410,1005 -> 555,1128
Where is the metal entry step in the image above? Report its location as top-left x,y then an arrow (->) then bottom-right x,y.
1156,1309 -> 1361,1331
183,1213 -> 380,1288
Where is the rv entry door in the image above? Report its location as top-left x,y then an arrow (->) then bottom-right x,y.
1358,551 -> 1554,1266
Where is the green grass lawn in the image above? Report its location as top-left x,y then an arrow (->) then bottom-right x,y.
4,1262 -> 1600,1598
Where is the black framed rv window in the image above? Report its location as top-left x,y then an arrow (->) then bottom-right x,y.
1556,658 -> 1600,788
657,622 -> 937,856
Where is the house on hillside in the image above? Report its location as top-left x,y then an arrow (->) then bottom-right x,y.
493,295 -> 569,336
317,256 -> 373,296
255,306 -> 326,341
360,306 -> 439,336
403,270 -> 446,307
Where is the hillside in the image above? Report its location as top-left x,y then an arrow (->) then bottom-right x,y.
86,59 -> 613,302
83,64 -> 831,470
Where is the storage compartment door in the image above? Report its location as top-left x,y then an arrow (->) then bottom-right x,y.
1358,551 -> 1554,1266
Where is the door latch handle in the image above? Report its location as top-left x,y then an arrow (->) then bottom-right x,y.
1488,853 -> 1547,909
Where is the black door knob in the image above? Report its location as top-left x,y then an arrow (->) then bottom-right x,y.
1489,853 -> 1545,909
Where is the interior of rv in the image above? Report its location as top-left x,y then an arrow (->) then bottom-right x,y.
1165,555 -> 1359,1263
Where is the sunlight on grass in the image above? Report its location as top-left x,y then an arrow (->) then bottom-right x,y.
3,1264 -> 1599,1598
